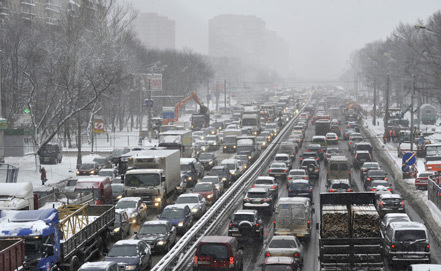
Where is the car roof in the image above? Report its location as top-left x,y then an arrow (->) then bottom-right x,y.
164,204 -> 188,210
368,170 -> 386,175
356,150 -> 370,154
234,209 -> 257,215
270,235 -> 296,241
379,194 -> 402,199
256,176 -> 275,180
199,235 -> 236,244
178,193 -> 201,198
290,179 -> 309,184
275,153 -> 290,157
330,179 -> 350,184
383,213 -> 410,220
270,162 -> 287,167
141,220 -> 170,226
114,239 -> 144,245
388,221 -> 427,230
117,197 -> 141,202
211,166 -> 226,170
79,262 -> 116,269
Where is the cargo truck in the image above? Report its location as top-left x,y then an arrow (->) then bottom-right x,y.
159,130 -> 193,157
0,204 -> 115,271
222,129 -> 241,153
125,149 -> 181,211
241,110 -> 261,136
0,240 -> 25,271
236,136 -> 258,163
0,182 -> 34,210
318,192 -> 383,270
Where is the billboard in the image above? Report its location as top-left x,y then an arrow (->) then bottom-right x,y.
146,73 -> 162,91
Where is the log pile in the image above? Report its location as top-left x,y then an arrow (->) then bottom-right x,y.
321,205 -> 349,238
351,205 -> 381,238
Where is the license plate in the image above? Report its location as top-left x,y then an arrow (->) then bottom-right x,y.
232,233 -> 241,237
404,255 -> 422,259
198,261 -> 211,265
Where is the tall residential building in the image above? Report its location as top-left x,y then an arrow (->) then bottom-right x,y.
134,12 -> 175,50
209,14 -> 289,74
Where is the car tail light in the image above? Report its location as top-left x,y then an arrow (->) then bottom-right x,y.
329,189 -> 335,192
326,170 -> 329,174
309,189 -> 312,192
300,158 -> 303,161
272,185 -> 276,189
230,257 -> 235,265
269,169 -> 273,172
306,150 -> 310,152
387,188 -> 392,191
316,158 -> 319,161
194,256 -> 198,264
349,142 -> 352,145
265,253 -> 271,257
379,201 -> 384,208
245,198 -> 250,202
400,201 -> 405,207
367,177 -> 371,181
264,198 -> 270,202
253,185 -> 256,188
426,244 -> 430,252
336,137 -> 338,140
371,188 -> 376,191
391,244 -> 397,252
307,220 -> 310,224
363,169 -> 366,172
288,189 -> 292,192
319,149 -> 323,152
355,154 -> 358,159
287,177 -> 292,180
229,223 -> 232,227
283,170 -> 287,173
348,171 -> 351,174
326,137 -> 328,140
347,189 -> 352,192
385,177 -> 387,181
304,177 -> 307,180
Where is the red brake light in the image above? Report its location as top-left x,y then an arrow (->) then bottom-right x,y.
269,169 -> 273,172
265,253 -> 271,257
230,257 -> 234,265
264,198 -> 270,202
194,256 -> 198,263
253,185 -> 256,188
294,253 -> 300,257
385,177 -> 388,181
379,201 -> 384,207
288,189 -> 292,192
309,189 -> 312,192
347,189 -> 352,192
348,171 -> 351,174
306,150 -> 310,152
272,185 -> 276,189
367,177 -> 371,181
387,188 -> 392,191
229,223 -> 232,227
256,223 -> 259,227
329,189 -> 335,192
371,188 -> 376,191
283,170 -> 287,173
400,201 -> 404,206
326,171 -> 329,174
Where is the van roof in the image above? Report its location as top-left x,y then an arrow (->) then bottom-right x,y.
180,158 -> 196,164
328,156 -> 349,162
277,197 -> 310,204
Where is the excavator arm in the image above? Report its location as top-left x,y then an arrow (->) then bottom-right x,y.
163,92 -> 208,125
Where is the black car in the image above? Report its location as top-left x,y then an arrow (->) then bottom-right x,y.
305,144 -> 324,160
343,128 -> 356,140
104,240 -> 152,271
288,180 -> 313,199
376,194 -> 405,217
300,152 -> 320,162
208,166 -> 233,188
136,220 -> 177,253
360,162 -> 381,180
353,150 -> 372,168
228,209 -> 264,242
197,152 -> 217,170
110,210 -> 131,241
364,169 -> 387,189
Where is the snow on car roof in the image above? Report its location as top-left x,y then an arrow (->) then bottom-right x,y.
117,197 -> 141,202
114,239 -> 144,245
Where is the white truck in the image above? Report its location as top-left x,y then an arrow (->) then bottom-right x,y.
241,110 -> 261,136
236,136 -> 258,163
159,130 -> 193,158
0,182 -> 34,210
125,149 -> 181,211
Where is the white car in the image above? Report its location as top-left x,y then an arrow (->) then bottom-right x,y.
175,193 -> 207,219
115,197 -> 147,224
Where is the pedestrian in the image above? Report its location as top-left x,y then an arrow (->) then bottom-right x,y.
40,167 -> 47,185
388,130 -> 392,142
392,130 -> 396,142
383,133 -> 387,144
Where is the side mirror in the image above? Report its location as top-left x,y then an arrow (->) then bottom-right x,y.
316,222 -> 319,230
161,176 -> 166,183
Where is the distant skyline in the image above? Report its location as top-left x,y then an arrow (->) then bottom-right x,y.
124,0 -> 441,80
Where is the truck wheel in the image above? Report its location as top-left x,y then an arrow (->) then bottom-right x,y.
69,256 -> 80,271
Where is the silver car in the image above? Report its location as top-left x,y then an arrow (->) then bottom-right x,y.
175,193 -> 207,219
265,235 -> 304,263
253,176 -> 278,199
201,176 -> 224,194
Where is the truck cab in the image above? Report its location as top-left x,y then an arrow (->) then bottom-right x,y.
221,159 -> 243,181
74,176 -> 112,205
180,158 -> 203,187
0,182 -> 34,210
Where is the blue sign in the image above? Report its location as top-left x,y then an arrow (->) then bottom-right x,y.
163,111 -> 175,120
144,99 -> 153,108
402,165 -> 410,172
402,152 -> 416,166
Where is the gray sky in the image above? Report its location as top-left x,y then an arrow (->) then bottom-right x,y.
125,0 -> 441,80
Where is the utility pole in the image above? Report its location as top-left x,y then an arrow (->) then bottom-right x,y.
355,74 -> 359,102
224,79 -> 227,114
410,77 -> 415,152
215,82 -> 219,112
147,79 -> 152,143
0,51 -> 4,163
373,78 -> 377,126
384,74 -> 390,130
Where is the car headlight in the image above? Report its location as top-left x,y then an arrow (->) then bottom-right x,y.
125,265 -> 136,270
191,208 -> 199,213
233,145 -> 236,149
178,222 -> 184,227
262,142 -> 266,146
76,170 -> 80,175
116,195 -> 123,200
202,147 -> 206,151
224,146 -> 227,149
90,170 -> 95,174
232,172 -> 235,175
113,227 -> 120,233
207,194 -> 213,199
209,161 -> 213,165
187,176 -> 192,181
157,240 -> 167,246
130,213 -> 137,218
213,142 -> 217,145
222,177 -> 227,182
154,197 -> 162,202
248,156 -> 252,159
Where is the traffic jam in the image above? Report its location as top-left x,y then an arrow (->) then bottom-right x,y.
1,89 -> 441,271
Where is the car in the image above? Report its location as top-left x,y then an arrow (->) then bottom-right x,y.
193,182 -> 219,205
261,130 -> 273,142
135,220 -> 177,253
253,176 -> 279,199
348,135 -> 363,151
228,209 -> 264,242
278,141 -> 297,160
115,197 -> 147,224
221,158 -> 243,181
264,235 -> 304,263
300,158 -> 320,179
98,168 -> 118,182
325,132 -> 338,145
353,150 -> 372,168
111,183 -> 124,203
62,177 -> 78,199
193,140 -> 210,157
205,134 -> 221,151
78,262 -> 120,271
312,135 -> 327,150
305,144 -> 324,160
158,204 -> 193,235
380,213 -> 411,235
274,153 -> 292,170
328,179 -> 353,192
300,151 -> 320,162
407,264 -> 441,270
353,142 -> 373,155
193,131 -> 206,141
367,180 -> 392,192
76,162 -> 101,176
364,169 -> 388,189
343,128 -> 356,140
415,171 -> 434,190
376,193 -> 405,217
261,256 -> 302,271
288,179 -> 313,199
201,176 -> 224,194
330,124 -> 341,136
197,152 -> 217,170
208,166 -> 233,188
243,187 -> 274,214
234,154 -> 251,170
202,127 -> 217,135
104,240 -> 152,271
346,121 -> 359,132
360,162 -> 381,180
175,193 -> 207,219
268,162 -> 289,180
110,210 -> 131,241
256,135 -> 269,149
193,236 -> 244,271
289,133 -> 303,148
324,147 -> 342,164
287,169 -> 308,181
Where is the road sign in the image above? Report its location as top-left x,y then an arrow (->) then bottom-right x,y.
402,152 -> 416,166
93,120 -> 104,133
145,99 -> 154,108
163,111 -> 174,120
402,165 -> 410,172
146,73 -> 162,91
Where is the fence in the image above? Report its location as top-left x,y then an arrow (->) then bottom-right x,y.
0,163 -> 19,183
428,178 -> 441,210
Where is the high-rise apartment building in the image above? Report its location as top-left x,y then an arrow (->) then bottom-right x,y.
209,14 -> 289,74
134,12 -> 175,50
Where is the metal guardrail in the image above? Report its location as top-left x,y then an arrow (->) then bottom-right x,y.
428,177 -> 441,210
151,94 -> 311,271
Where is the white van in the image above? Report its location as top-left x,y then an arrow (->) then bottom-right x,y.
274,197 -> 313,240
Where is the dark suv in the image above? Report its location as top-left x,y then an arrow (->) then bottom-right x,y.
228,209 -> 264,242
301,158 -> 320,179
353,150 -> 372,168
305,144 -> 324,160
208,166 -> 233,188
243,187 -> 274,214
193,236 -> 244,270
198,152 -> 217,170
364,169 -> 387,189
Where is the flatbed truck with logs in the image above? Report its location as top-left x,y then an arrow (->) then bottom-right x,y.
317,192 -> 384,271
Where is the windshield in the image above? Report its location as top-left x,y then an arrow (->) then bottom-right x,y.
139,224 -> 167,234
224,137 -> 236,143
194,184 -> 213,192
107,245 -> 138,257
426,146 -> 441,157
161,208 -> 185,219
198,244 -> 229,261
206,136 -> 216,141
233,214 -> 254,222
93,158 -> 107,164
116,201 -> 136,209
243,119 -> 257,126
290,183 -> 309,189
125,173 -> 160,187
181,164 -> 192,172
176,196 -> 198,204
201,177 -> 219,184
247,192 -> 267,198
275,157 -> 289,162
330,183 -> 350,189
395,230 -> 426,241
199,153 -> 213,159
67,179 -> 77,187
225,164 -> 236,170
289,171 -> 304,176
24,238 -> 42,261
271,164 -> 285,168
209,168 -> 224,176
256,179 -> 273,185
79,163 -> 95,170
269,239 -> 297,248
237,146 -> 253,152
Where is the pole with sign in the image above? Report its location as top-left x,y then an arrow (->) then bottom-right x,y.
92,119 -> 104,153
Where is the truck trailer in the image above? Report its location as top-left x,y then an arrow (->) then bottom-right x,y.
0,240 -> 25,271
318,192 -> 383,270
158,130 -> 193,158
125,149 -> 181,211
0,204 -> 115,271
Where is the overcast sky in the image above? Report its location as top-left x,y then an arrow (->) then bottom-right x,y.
124,0 -> 441,80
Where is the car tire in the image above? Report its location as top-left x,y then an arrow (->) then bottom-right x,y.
148,256 -> 152,270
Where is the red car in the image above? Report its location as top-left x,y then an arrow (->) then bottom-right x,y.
415,171 -> 434,190
193,236 -> 244,271
193,182 -> 219,204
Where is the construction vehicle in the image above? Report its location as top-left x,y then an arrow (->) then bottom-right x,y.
0,204 -> 115,271
162,92 -> 209,130
0,240 -> 25,271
